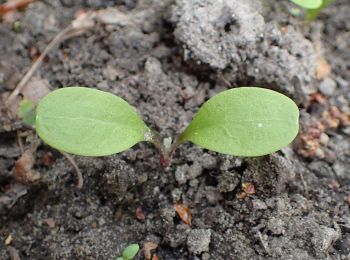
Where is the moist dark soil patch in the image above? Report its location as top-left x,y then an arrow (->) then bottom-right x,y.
1,0 -> 350,259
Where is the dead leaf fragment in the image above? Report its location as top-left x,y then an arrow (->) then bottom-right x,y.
136,206 -> 146,221
328,106 -> 350,127
316,57 -> 331,80
322,111 -> 340,129
242,182 -> 256,195
298,106 -> 350,159
298,122 -> 325,158
12,145 -> 40,184
174,203 -> 192,225
43,218 -> 56,228
237,182 -> 256,200
143,242 -> 158,260
0,0 -> 35,15
40,152 -> 54,167
237,192 -> 248,200
5,234 -> 12,245
309,92 -> 326,105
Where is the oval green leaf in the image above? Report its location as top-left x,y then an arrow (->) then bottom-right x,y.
122,244 -> 139,260
180,87 -> 299,157
36,87 -> 149,156
290,0 -> 323,9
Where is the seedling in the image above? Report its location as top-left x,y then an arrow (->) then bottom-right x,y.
35,86 -> 299,167
17,99 -> 36,126
290,0 -> 323,9
116,244 -> 139,260
289,0 -> 333,21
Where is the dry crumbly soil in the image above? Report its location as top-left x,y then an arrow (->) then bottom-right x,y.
0,0 -> 350,259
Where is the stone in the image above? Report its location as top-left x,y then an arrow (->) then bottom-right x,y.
319,77 -> 336,96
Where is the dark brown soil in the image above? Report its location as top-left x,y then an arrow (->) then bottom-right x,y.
1,0 -> 350,259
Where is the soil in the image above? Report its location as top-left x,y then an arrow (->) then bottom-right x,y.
0,0 -> 350,259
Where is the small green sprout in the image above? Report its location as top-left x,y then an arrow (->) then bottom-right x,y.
304,0 -> 333,21
35,86 -> 299,167
289,0 -> 334,21
17,99 -> 36,126
116,244 -> 139,260
290,0 -> 323,9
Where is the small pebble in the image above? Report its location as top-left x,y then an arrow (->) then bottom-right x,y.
318,77 -> 336,96
319,133 -> 329,146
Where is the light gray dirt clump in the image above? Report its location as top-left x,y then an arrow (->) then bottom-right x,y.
172,0 -> 317,103
187,229 -> 212,254
172,0 -> 265,69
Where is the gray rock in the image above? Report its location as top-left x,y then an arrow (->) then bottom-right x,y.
319,77 -> 336,96
187,229 -> 211,254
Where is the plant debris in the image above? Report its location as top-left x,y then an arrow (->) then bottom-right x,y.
0,0 -> 36,15
174,202 -> 192,225
143,241 -> 158,260
12,143 -> 40,184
